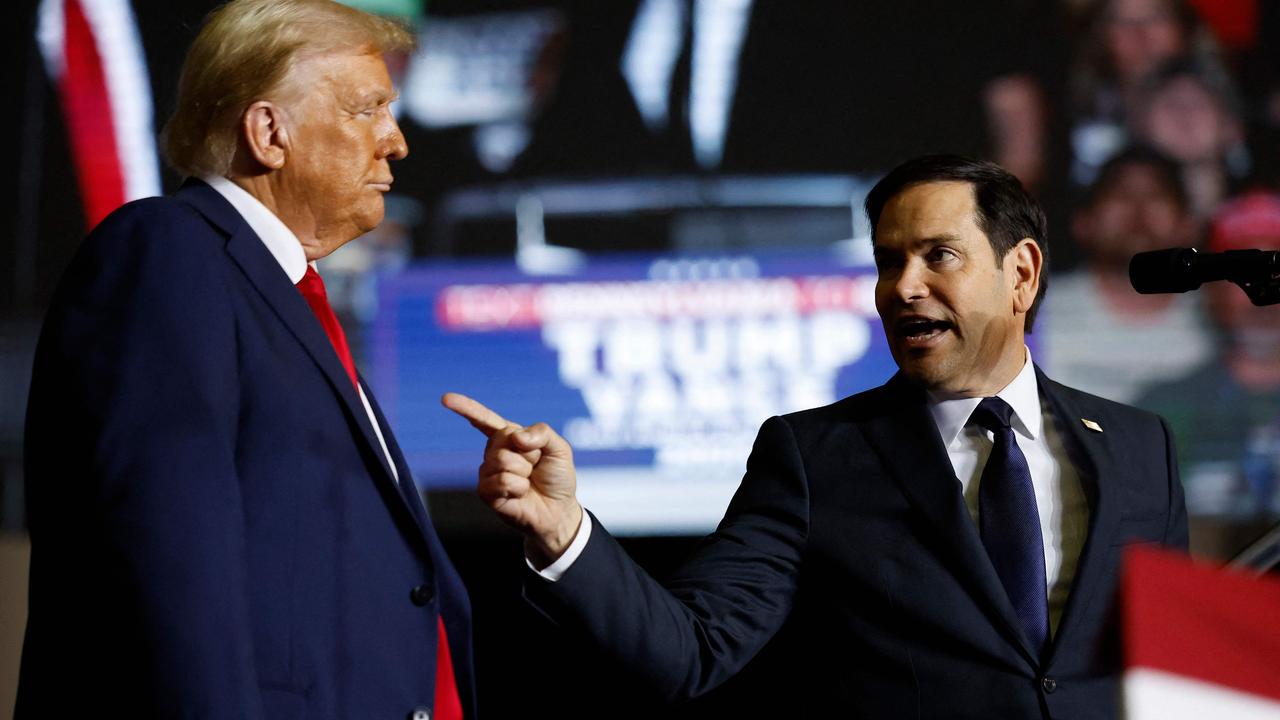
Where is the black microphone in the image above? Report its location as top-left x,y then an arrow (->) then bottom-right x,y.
1129,248 -> 1280,295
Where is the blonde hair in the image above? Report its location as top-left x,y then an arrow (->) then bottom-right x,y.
162,0 -> 413,177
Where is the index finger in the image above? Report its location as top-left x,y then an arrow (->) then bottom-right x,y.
442,392 -> 519,437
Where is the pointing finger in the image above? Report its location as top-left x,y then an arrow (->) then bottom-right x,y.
442,392 -> 518,437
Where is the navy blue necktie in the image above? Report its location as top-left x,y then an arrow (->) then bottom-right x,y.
972,397 -> 1049,656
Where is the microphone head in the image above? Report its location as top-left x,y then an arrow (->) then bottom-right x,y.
1129,248 -> 1201,294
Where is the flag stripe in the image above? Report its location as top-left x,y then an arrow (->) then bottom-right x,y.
79,0 -> 160,202
60,0 -> 126,228
1123,547 -> 1280,703
1125,668 -> 1280,720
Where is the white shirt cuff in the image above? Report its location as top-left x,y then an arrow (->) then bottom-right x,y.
527,510 -> 593,582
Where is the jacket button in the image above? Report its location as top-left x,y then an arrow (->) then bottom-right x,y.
408,708 -> 430,720
1041,676 -> 1058,693
410,584 -> 434,606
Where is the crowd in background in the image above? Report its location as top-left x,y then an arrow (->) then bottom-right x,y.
8,0 -> 1280,524
1048,0 -> 1280,518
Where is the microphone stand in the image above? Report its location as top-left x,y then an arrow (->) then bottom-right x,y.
1226,250 -> 1280,306
1227,523 -> 1280,575
1223,254 -> 1280,573
1134,249 -> 1280,572
1221,260 -> 1280,575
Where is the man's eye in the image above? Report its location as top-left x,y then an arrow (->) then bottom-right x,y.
927,248 -> 956,262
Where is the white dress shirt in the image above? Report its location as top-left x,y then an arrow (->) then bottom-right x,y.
203,175 -> 401,482
927,350 -> 1088,635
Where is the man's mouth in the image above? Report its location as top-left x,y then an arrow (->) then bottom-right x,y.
896,317 -> 953,345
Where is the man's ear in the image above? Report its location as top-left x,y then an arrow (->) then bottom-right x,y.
239,101 -> 290,171
1009,237 -> 1043,316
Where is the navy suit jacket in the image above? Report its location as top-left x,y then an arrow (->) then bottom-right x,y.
19,181 -> 474,719
528,371 -> 1188,719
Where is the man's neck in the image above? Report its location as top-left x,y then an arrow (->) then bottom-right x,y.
227,174 -> 320,260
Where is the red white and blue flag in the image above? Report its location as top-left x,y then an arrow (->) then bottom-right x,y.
37,0 -> 160,229
1123,546 -> 1280,719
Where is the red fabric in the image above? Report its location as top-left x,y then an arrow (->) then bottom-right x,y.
296,267 -> 359,391
60,0 -> 126,229
434,616 -> 463,720
1122,545 -> 1280,702
1188,0 -> 1258,50
1208,190 -> 1280,251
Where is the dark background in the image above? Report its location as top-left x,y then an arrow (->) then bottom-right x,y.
4,1 -> 1280,717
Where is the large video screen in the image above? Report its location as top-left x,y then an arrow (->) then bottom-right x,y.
368,248 -> 899,533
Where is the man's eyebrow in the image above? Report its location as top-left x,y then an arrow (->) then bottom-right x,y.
349,88 -> 398,107
917,233 -> 965,247
873,233 -> 965,256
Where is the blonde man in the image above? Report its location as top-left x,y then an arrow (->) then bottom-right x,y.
19,2 -> 473,718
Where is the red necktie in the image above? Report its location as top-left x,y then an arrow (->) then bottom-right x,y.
434,616 -> 464,720
296,266 -> 358,391
296,266 -> 465,719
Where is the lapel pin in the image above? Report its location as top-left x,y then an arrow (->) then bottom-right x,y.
1081,418 -> 1103,433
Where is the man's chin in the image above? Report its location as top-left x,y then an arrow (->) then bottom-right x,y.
898,357 -> 977,398
354,206 -> 386,237
897,358 -> 943,389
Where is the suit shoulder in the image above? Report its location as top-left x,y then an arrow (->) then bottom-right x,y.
50,195 -> 233,313
81,194 -> 232,264
1043,376 -> 1167,429
776,381 -> 900,432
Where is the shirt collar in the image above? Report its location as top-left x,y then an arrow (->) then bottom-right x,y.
927,348 -> 1042,448
202,174 -> 310,284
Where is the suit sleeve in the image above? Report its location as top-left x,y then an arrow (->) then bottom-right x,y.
524,414 -> 810,702
25,202 -> 266,718
1158,416 -> 1190,550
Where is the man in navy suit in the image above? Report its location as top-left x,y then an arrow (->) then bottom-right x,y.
446,155 -> 1188,718
18,1 -> 473,717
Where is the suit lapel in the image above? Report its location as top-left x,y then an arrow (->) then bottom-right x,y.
363,380 -> 437,541
173,181 -> 403,497
859,374 -> 1041,666
1035,368 -> 1118,660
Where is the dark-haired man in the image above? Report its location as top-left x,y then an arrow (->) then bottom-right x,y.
448,155 -> 1187,718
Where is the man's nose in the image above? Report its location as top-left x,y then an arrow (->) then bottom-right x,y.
381,114 -> 408,161
890,260 -> 929,303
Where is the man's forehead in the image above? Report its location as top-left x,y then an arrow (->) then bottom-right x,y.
285,48 -> 393,99
875,181 -> 981,243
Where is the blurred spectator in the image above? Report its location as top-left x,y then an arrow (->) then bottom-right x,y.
1131,56 -> 1249,220
1043,146 -> 1210,402
415,2 -> 1057,180
1068,0 -> 1228,185
1136,191 -> 1280,516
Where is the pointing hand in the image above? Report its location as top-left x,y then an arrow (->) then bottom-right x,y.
442,393 -> 583,565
